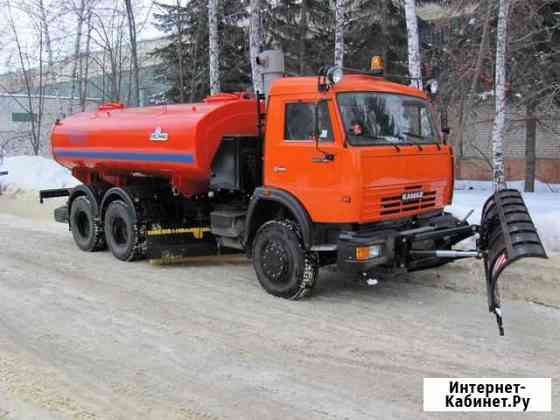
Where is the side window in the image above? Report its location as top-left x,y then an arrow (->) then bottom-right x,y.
284,101 -> 334,143
285,103 -> 315,141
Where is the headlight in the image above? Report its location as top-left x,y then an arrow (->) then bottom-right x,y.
355,244 -> 383,261
327,67 -> 344,85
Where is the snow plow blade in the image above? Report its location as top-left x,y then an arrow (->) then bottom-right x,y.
480,189 -> 547,335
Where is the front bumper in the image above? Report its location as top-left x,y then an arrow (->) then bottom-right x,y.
336,215 -> 476,273
337,229 -> 397,273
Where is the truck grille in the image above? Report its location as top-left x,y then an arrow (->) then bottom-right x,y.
380,189 -> 437,216
361,184 -> 442,221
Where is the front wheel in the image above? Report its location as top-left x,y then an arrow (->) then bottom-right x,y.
252,220 -> 318,300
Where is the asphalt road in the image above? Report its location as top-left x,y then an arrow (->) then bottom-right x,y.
0,198 -> 558,420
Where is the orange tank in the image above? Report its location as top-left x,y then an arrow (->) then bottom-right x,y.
52,93 -> 259,195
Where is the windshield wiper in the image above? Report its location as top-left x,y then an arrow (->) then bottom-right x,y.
400,132 -> 425,151
402,132 -> 444,150
351,133 -> 401,152
403,132 -> 442,150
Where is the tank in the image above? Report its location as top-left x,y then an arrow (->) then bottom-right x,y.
52,93 -> 259,195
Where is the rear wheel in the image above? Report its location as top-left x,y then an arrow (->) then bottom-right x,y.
252,220 -> 318,300
70,196 -> 105,252
104,200 -> 144,261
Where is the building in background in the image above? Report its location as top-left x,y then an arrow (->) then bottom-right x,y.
0,94 -> 101,158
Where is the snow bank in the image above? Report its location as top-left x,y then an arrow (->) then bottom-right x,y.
0,156 -> 79,194
455,179 -> 560,193
448,190 -> 560,256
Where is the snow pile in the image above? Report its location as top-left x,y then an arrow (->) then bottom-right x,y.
448,189 -> 560,256
0,156 -> 79,194
455,179 -> 560,193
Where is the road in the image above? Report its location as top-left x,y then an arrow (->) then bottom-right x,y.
0,195 -> 558,419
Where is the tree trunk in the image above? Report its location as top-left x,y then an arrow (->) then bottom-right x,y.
189,36 -> 199,102
124,0 -> 141,106
249,0 -> 263,93
175,0 -> 186,103
334,0 -> 344,67
38,0 -> 60,114
380,0 -> 389,70
298,0 -> 308,75
80,11 -> 93,112
524,101 -> 536,192
70,0 -> 86,114
491,0 -> 510,191
208,0 -> 221,95
404,0 -> 422,89
38,0 -> 54,77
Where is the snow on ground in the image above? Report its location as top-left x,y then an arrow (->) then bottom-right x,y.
448,181 -> 560,255
455,179 -> 560,193
0,156 -> 79,194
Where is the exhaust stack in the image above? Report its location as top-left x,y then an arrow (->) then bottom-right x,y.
257,50 -> 285,99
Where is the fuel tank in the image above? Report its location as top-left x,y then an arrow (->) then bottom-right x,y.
52,93 -> 259,195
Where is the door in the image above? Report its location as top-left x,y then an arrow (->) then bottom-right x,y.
265,98 -> 347,223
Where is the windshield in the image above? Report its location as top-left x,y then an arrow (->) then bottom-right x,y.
337,92 -> 439,146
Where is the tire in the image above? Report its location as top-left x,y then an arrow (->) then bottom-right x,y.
70,196 -> 105,252
104,200 -> 144,261
252,220 -> 318,300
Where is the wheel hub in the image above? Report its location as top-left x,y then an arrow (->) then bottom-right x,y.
112,217 -> 129,246
262,240 -> 289,284
76,211 -> 90,238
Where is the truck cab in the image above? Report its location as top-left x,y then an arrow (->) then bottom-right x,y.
264,74 -> 454,225
244,67 -> 468,300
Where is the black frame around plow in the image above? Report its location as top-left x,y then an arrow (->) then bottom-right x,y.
479,189 -> 547,335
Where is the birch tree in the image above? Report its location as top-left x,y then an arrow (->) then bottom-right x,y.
174,0 -> 186,103
334,0 -> 344,67
404,0 -> 422,89
249,0 -> 263,93
491,0 -> 510,191
80,9 -> 94,111
124,0 -> 141,106
208,0 -> 220,95
69,0 -> 87,114
37,0 -> 55,81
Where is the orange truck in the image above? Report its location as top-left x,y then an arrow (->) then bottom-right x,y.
40,51 -> 546,334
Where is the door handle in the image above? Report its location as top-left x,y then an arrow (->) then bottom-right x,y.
273,166 -> 288,173
312,154 -> 335,163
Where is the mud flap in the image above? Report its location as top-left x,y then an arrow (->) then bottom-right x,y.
480,189 -> 547,335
